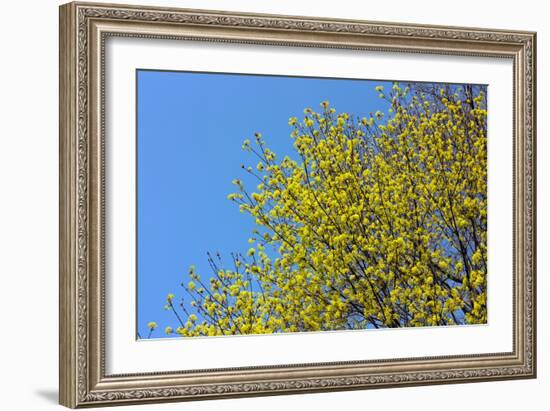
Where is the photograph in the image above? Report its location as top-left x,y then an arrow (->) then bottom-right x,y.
0,0 -> 544,409
136,71 -> 488,339
55,2 -> 537,407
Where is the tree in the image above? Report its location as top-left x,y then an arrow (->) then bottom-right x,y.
156,82 -> 487,337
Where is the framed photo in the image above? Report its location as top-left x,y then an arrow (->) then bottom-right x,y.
59,2 -> 536,407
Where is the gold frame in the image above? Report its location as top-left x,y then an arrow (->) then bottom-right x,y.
59,2 -> 537,408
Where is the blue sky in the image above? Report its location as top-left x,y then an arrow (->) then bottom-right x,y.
136,69 -> 395,339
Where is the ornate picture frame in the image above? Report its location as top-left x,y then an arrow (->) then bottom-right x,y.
59,1 -> 536,407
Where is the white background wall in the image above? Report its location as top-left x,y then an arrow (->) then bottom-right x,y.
0,0 -> 546,409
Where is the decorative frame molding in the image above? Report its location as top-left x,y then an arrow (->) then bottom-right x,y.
59,2 -> 536,408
